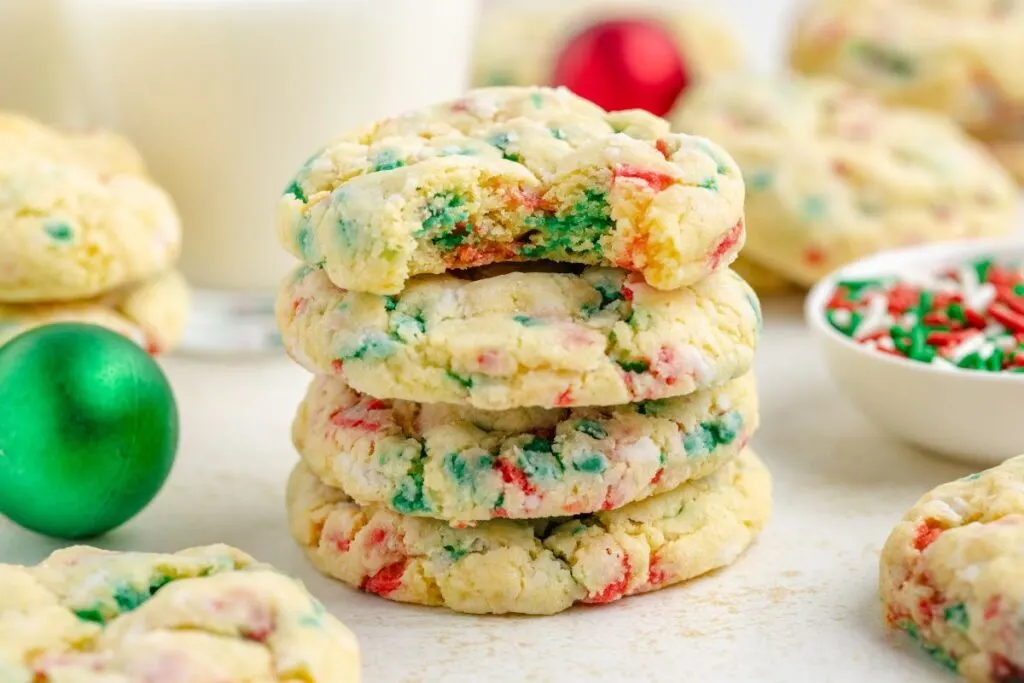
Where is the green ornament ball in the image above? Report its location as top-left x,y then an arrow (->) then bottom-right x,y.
0,323 -> 179,539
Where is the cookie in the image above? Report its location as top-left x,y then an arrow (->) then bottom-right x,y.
293,371 -> 757,524
789,0 -> 1024,169
278,86 -> 746,296
0,269 -> 190,354
0,116 -> 181,303
287,447 -> 771,615
0,544 -> 360,683
880,455 -> 1024,682
277,263 -> 760,410
989,138 -> 1024,184
473,1 -> 741,114
672,74 -> 1016,286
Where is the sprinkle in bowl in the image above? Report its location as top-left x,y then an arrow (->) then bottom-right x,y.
805,238 -> 1024,467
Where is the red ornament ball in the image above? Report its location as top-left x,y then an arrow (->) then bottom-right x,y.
552,18 -> 690,116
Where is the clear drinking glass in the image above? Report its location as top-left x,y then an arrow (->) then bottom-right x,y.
63,0 -> 481,353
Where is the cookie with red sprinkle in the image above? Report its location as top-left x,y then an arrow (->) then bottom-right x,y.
0,545 -> 360,682
673,73 -> 1016,287
287,448 -> 771,615
292,371 -> 757,524
880,455 -> 1024,682
276,262 -> 760,410
278,86 -> 745,296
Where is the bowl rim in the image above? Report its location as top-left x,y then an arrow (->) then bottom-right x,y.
804,237 -> 1024,384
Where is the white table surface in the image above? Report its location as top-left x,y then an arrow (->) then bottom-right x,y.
2,295 -> 974,683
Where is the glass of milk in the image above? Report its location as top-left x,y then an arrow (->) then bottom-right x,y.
64,0 -> 480,353
0,0 -> 72,125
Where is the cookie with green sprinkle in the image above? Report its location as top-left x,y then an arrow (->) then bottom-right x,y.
276,263 -> 760,410
278,86 -> 745,295
287,448 -> 771,615
0,544 -> 360,683
292,371 -> 757,524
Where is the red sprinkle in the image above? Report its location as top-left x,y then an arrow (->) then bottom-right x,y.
655,139 -> 671,159
707,220 -> 744,271
585,556 -> 632,604
367,528 -> 389,548
913,519 -> 944,552
990,653 -> 1024,683
612,165 -> 675,192
495,458 -> 536,495
647,555 -> 668,586
328,534 -> 352,553
990,303 -> 1024,333
330,407 -> 383,433
650,468 -> 665,486
554,388 -> 574,407
804,247 -> 826,266
330,359 -> 344,374
615,233 -> 649,270
985,595 -> 1002,621
361,560 -> 408,597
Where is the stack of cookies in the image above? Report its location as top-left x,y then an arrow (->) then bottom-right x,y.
276,86 -> 772,615
0,113 -> 187,352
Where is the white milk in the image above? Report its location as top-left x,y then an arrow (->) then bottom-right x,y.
64,0 -> 479,351
0,0 -> 71,124
66,0 -> 479,292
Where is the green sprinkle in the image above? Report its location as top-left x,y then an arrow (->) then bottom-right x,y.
973,258 -> 994,283
636,399 -> 669,416
683,412 -> 743,455
44,221 -> 73,241
747,169 -> 773,192
616,359 -> 650,374
549,127 -> 566,140
446,370 -> 474,389
389,311 -> 427,340
958,352 -> 981,369
699,177 -> 718,192
74,608 -> 106,624
443,544 -> 470,561
284,178 -> 307,202
371,148 -> 405,172
513,314 -> 541,327
530,92 -> 544,109
571,452 -> 607,474
416,192 -> 471,249
947,303 -> 966,324
989,349 -> 1004,372
850,41 -> 917,78
391,457 -> 429,514
943,603 -> 970,631
338,333 -> 397,361
803,195 -> 828,220
383,296 -> 398,312
1014,284 -> 1024,296
488,132 -> 522,163
518,437 -> 563,480
576,419 -> 608,440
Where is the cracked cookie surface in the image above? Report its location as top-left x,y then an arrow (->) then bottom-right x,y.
881,455 -> 1024,682
673,74 -> 1016,286
0,544 -> 359,683
286,447 -> 771,615
293,372 -> 757,523
278,86 -> 745,295
277,263 -> 760,410
0,114 -> 181,303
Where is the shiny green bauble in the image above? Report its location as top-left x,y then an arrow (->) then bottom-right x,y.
0,323 -> 178,539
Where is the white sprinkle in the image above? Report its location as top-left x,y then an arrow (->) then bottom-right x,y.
617,437 -> 661,464
854,294 -> 890,340
878,337 -> 895,350
959,265 -> 980,298
931,356 -> 957,370
998,335 -> 1017,350
979,342 -> 996,360
967,282 -> 996,312
831,308 -> 852,327
950,332 -> 986,363
985,322 -> 1006,336
899,312 -> 918,328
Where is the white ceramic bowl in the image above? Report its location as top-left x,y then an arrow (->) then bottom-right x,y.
805,238 -> 1024,467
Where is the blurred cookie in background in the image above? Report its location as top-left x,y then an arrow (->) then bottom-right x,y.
789,0 -> 1024,182
472,0 -> 742,116
730,256 -> 799,296
672,73 -> 1017,288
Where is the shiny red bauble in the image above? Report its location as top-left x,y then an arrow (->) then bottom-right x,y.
552,18 -> 689,116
